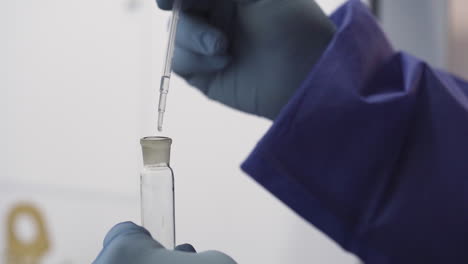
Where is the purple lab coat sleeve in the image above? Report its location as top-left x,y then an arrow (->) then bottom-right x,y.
241,1 -> 468,263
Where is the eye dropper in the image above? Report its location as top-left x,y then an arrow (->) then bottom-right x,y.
158,0 -> 182,132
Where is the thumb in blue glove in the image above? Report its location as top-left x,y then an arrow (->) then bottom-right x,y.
93,222 -> 236,264
156,0 -> 336,120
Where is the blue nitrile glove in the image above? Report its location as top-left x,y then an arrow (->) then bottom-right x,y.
93,222 -> 236,264
157,0 -> 336,120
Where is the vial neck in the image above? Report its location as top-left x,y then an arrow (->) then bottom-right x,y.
141,148 -> 171,165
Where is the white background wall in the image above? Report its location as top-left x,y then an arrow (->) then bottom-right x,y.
379,0 -> 468,81
381,0 -> 449,70
448,0 -> 468,79
1,0 -> 361,263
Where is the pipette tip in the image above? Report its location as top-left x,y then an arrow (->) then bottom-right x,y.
157,112 -> 164,133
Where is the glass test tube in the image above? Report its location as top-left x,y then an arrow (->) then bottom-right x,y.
140,137 -> 175,249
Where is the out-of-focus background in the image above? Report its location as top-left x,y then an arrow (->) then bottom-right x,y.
1,0 -> 467,263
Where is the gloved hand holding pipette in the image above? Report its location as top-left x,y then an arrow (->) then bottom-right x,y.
158,0 -> 336,120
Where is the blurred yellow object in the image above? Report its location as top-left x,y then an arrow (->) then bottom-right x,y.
6,203 -> 50,264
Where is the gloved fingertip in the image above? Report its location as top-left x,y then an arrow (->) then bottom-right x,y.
175,243 -> 197,253
156,0 -> 172,10
103,222 -> 151,247
200,32 -> 229,56
173,46 -> 230,76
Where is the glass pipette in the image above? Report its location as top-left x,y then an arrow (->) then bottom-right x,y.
158,0 -> 182,132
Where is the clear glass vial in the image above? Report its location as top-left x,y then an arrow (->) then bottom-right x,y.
140,137 -> 175,249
